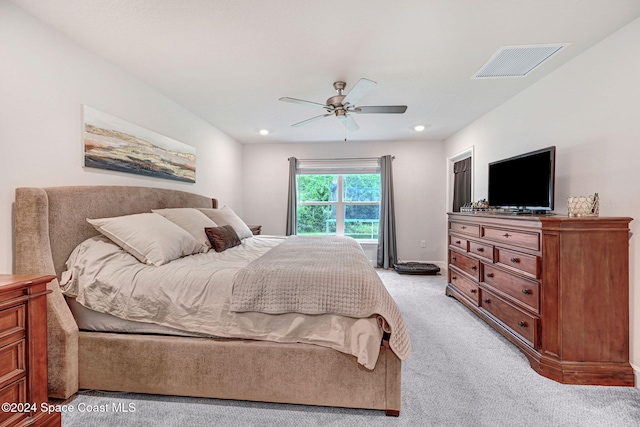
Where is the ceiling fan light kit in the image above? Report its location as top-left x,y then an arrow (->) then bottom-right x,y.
280,78 -> 407,132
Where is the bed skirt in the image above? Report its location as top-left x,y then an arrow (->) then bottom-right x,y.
78,332 -> 401,413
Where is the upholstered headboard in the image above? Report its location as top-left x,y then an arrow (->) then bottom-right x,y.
14,185 -> 217,398
15,186 -> 217,278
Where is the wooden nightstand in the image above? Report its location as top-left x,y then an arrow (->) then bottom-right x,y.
248,225 -> 262,235
0,275 -> 61,427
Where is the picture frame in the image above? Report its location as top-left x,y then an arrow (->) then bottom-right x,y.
82,105 -> 196,183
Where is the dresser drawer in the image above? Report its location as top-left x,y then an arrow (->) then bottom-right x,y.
469,241 -> 494,262
482,226 -> 540,250
450,268 -> 480,305
449,235 -> 468,251
0,304 -> 26,348
450,222 -> 480,237
0,377 -> 28,425
449,251 -> 480,280
481,289 -> 538,347
495,248 -> 539,279
0,339 -> 26,389
483,264 -> 539,313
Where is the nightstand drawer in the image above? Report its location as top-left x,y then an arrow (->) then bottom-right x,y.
483,264 -> 539,313
481,289 -> 538,347
0,339 -> 26,389
0,377 -> 28,425
0,304 -> 26,348
449,251 -> 480,280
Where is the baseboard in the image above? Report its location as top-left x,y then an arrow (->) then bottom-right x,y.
631,362 -> 640,388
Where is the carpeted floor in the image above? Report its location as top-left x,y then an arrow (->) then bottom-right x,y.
61,271 -> 640,426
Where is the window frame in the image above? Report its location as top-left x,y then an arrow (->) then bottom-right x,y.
296,173 -> 380,242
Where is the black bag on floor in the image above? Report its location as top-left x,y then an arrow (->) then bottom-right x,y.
393,262 -> 441,275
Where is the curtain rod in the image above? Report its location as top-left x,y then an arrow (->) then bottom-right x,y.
288,156 -> 394,161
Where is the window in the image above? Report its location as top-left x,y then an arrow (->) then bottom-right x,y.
295,159 -> 381,241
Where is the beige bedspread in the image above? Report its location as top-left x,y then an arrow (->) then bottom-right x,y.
60,235 -> 384,368
231,236 -> 411,360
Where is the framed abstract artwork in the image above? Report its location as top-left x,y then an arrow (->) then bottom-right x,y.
83,105 -> 196,183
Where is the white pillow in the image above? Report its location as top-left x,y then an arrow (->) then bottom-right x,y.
87,212 -> 204,266
152,208 -> 218,250
197,206 -> 253,239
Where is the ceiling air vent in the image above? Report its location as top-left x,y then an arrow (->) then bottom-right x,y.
472,44 -> 569,79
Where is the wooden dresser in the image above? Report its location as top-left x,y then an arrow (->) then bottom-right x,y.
446,213 -> 634,386
0,275 -> 61,427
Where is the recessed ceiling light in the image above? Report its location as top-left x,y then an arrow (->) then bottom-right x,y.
259,129 -> 269,135
414,125 -> 425,132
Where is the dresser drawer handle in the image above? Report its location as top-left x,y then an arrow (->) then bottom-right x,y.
451,276 -> 457,280
452,256 -> 457,261
518,321 -> 527,328
461,226 -> 467,230
470,289 -> 477,294
455,240 -> 461,244
470,265 -> 477,271
522,288 -> 532,295
510,257 -> 520,263
476,247 -> 484,252
483,299 -> 491,304
503,233 -> 511,238
486,273 -> 494,278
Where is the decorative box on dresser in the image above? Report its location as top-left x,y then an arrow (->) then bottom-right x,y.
0,275 -> 61,427
446,213 -> 634,386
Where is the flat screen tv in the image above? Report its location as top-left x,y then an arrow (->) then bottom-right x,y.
488,146 -> 556,213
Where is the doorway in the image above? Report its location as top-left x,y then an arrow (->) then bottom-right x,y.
447,147 -> 474,212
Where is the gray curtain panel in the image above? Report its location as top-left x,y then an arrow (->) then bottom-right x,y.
285,157 -> 298,236
377,155 -> 397,269
453,157 -> 472,212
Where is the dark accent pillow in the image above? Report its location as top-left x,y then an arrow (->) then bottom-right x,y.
205,225 -> 242,252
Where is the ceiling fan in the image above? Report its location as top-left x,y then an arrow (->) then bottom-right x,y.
279,78 -> 407,132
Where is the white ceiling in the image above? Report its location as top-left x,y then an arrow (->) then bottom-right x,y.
11,0 -> 640,144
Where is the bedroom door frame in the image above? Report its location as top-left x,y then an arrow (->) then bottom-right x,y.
446,146 -> 474,213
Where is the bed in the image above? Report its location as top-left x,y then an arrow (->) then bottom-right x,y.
14,185 -> 406,416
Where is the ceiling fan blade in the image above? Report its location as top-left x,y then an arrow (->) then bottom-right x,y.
341,78 -> 377,107
354,105 -> 408,114
291,113 -> 333,127
279,97 -> 330,110
337,114 -> 360,132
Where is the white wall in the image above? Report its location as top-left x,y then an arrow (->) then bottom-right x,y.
445,16 -> 640,381
0,1 -> 244,273
242,139 -> 446,265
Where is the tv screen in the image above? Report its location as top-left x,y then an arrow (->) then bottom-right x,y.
488,146 -> 556,212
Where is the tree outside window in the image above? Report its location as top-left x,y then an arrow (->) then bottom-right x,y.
296,173 -> 380,240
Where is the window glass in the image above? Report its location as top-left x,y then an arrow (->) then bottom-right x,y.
297,204 -> 336,236
344,174 -> 381,202
297,175 -> 337,202
296,173 -> 380,240
344,204 -> 380,239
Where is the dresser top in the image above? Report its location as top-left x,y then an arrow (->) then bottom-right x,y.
448,211 -> 632,222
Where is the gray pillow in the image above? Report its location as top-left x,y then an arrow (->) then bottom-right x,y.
198,206 -> 253,239
152,208 -> 217,251
87,213 -> 203,266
